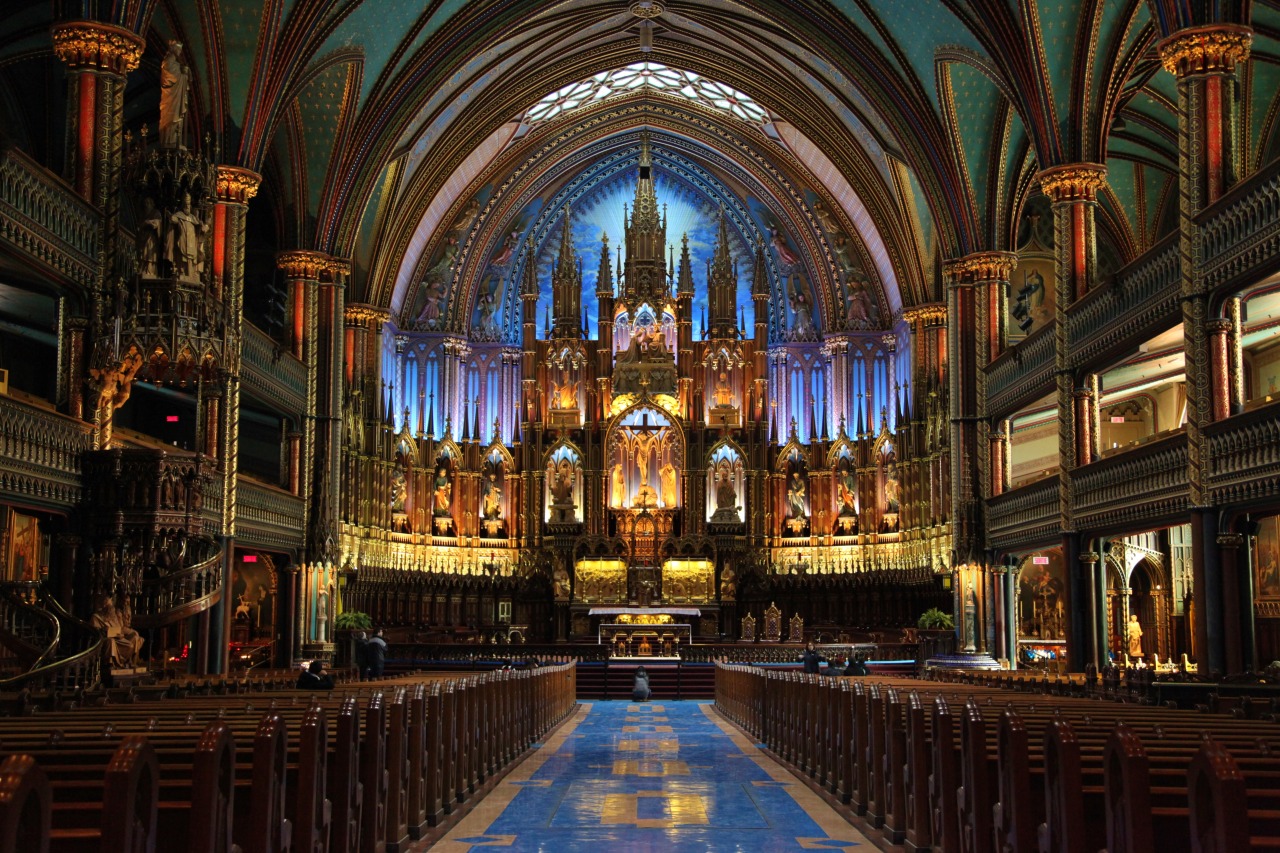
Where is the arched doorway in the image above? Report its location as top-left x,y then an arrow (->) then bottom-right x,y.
1128,559 -> 1170,663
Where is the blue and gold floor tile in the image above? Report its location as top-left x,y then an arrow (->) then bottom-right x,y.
433,700 -> 869,852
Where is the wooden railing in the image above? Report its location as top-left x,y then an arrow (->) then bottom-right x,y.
985,321 -> 1055,419
132,537 -> 224,629
1205,397 -> 1280,507
236,476 -> 305,552
1065,233 -> 1180,372
241,321 -> 307,414
985,476 -> 1058,552
1072,430 -> 1189,534
0,394 -> 93,507
1199,156 -> 1280,292
0,147 -> 98,288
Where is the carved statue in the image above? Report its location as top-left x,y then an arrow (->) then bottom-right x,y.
659,462 -> 678,508
884,468 -> 901,513
715,469 -> 737,509
476,289 -> 501,336
92,595 -> 144,669
555,380 -> 577,409
787,471 -> 807,519
720,566 -> 736,601
769,224 -> 800,270
611,463 -> 626,508
433,467 -> 451,516
713,370 -> 734,407
845,282 -> 873,326
158,40 -> 190,148
167,193 -> 205,280
482,474 -> 502,520
1127,614 -> 1144,658
549,461 -> 575,505
137,197 -> 162,278
838,461 -> 857,516
789,284 -> 817,338
390,469 -> 407,513
489,230 -> 521,269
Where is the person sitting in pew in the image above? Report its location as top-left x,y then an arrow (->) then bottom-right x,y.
296,660 -> 334,690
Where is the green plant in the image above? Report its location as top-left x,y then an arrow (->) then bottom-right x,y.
334,610 -> 372,631
917,608 -> 955,630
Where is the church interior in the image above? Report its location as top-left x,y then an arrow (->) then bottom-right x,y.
2,0 -> 1280,849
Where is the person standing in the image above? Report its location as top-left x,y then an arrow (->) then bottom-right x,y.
368,628 -> 388,678
801,642 -> 823,674
353,630 -> 369,679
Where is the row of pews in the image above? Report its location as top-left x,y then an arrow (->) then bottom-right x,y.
0,663 -> 577,853
715,663 -> 1279,853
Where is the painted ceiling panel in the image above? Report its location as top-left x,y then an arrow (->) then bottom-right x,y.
1247,58 -> 1280,169
296,61 -> 354,219
945,62 -> 1002,229
844,0 -> 985,107
221,0 -> 273,133
1032,0 -> 1083,131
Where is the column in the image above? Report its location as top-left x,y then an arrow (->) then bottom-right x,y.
276,250 -> 327,539
1159,23 -> 1252,674
1217,532 -> 1244,672
1039,163 -> 1107,670
1209,318 -> 1233,421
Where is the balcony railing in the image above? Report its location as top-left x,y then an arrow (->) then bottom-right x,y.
236,476 -> 306,552
986,320 -> 1056,418
1199,157 -> 1280,293
1072,431 -> 1188,534
1205,397 -> 1280,507
0,148 -> 98,288
1066,234 -> 1180,372
986,476 -> 1059,552
242,321 -> 307,414
0,394 -> 93,507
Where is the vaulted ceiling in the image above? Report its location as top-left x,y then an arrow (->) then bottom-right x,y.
4,0 -> 1280,332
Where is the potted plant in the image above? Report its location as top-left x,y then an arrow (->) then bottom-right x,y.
334,611 -> 373,668
917,608 -> 955,630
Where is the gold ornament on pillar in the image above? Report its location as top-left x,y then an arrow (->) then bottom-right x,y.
215,166 -> 261,204
50,21 -> 143,74
1158,24 -> 1252,78
1037,163 -> 1107,204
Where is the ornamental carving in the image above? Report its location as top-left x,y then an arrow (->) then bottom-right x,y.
215,166 -> 262,204
1158,24 -> 1252,78
1037,164 -> 1108,203
51,21 -> 144,75
943,252 -> 1017,283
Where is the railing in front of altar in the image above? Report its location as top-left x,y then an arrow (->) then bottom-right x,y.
376,640 -> 920,665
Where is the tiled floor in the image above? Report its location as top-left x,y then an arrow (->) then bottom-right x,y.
432,700 -> 870,851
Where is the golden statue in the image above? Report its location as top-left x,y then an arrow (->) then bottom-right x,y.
660,462 -> 678,508
611,463 -> 627,507
713,370 -> 734,407
555,380 -> 577,409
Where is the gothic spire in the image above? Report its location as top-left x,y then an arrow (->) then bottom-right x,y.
596,232 -> 613,297
551,205 -> 583,339
677,232 -> 695,297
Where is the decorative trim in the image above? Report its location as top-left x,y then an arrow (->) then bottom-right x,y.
1158,24 -> 1252,78
902,303 -> 947,325
1037,163 -> 1107,203
50,21 -> 143,75
276,250 -> 330,279
345,303 -> 391,325
943,251 -> 1017,282
215,165 -> 261,204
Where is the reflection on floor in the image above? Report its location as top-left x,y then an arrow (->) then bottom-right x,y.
432,699 -> 870,852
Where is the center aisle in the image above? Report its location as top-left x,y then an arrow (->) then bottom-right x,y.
432,699 -> 870,852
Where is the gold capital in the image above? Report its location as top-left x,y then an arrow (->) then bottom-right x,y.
901,303 -> 947,326
216,166 -> 261,204
51,21 -> 143,75
276,250 -> 330,280
1037,163 -> 1107,203
345,304 -> 391,325
1159,24 -> 1252,78
943,251 -> 1017,283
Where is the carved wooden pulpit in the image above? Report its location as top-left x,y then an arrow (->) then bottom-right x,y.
763,602 -> 782,643
740,613 -> 756,643
788,613 -> 804,644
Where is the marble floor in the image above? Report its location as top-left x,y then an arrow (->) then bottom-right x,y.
432,700 -> 871,852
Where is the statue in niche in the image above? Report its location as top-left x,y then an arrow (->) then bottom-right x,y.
137,197 -> 162,278
390,468 -> 407,513
660,462 -> 678,508
632,433 -> 659,506
92,595 -> 144,669
489,230 -> 521,269
554,380 -> 577,410
415,277 -> 446,325
716,468 -> 737,510
611,463 -> 627,508
884,466 -> 901,513
845,281 -> 873,326
837,460 -> 857,517
720,566 -> 737,601
812,199 -> 841,239
482,473 -> 502,520
549,460 -> 576,505
787,471 -> 807,519
713,370 -> 735,408
167,193 -> 205,281
1127,614 -> 1144,658
158,41 -> 190,149
476,288 -> 501,336
433,467 -> 451,516
553,564 -> 570,600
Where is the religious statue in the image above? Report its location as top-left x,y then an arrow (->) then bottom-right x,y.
553,565 -> 570,600
167,193 -> 205,281
476,289 -> 501,336
549,461 -> 575,505
715,469 -> 737,510
390,468 -> 407,513
789,284 -> 817,339
158,41 -> 189,148
1013,269 -> 1046,332
555,380 -> 577,409
838,461 -> 857,516
611,463 -> 626,508
137,197 -> 162,278
489,230 -> 521,269
787,471 -> 807,519
433,467 -> 451,516
769,224 -> 800,270
720,566 -> 737,601
482,474 -> 502,520
92,595 -> 144,669
713,370 -> 734,407
844,282 -> 873,326
659,462 -> 678,508
632,432 -> 660,507
964,584 -> 978,654
884,467 -> 901,513
1127,614 -> 1144,658
415,276 -> 447,325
